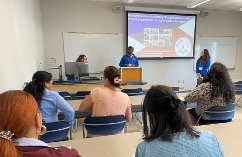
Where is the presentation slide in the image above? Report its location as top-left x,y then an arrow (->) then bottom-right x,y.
127,12 -> 197,58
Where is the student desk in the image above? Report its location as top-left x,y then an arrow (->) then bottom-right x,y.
64,93 -> 192,118
52,83 -> 185,95
196,120 -> 242,157
49,132 -> 142,157
66,95 -> 145,114
50,121 -> 242,157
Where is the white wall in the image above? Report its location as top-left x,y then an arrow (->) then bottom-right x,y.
40,0 -> 242,89
0,0 -> 44,92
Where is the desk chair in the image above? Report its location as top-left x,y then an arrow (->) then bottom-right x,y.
171,87 -> 179,93
234,84 -> 242,90
83,115 -> 126,138
126,81 -> 144,85
58,91 -> 71,100
197,104 -> 236,125
234,84 -> 242,106
121,88 -> 143,96
75,91 -> 91,99
39,121 -> 70,143
234,81 -> 242,85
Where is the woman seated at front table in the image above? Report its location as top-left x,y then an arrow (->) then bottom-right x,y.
135,85 -> 224,157
79,66 -> 132,136
185,62 -> 235,125
0,90 -> 81,157
23,71 -> 74,125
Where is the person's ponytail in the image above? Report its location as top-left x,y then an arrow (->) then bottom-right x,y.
0,139 -> 21,157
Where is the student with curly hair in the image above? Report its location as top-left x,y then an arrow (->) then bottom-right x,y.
186,62 -> 235,124
23,71 -> 74,125
135,85 -> 223,157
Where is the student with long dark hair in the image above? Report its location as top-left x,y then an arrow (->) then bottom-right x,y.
135,85 -> 223,157
186,62 -> 235,124
23,71 -> 74,125
196,49 -> 211,78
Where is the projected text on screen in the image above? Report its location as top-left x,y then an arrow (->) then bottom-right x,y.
127,12 -> 197,59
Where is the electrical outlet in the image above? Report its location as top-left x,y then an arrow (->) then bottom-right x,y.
51,58 -> 57,63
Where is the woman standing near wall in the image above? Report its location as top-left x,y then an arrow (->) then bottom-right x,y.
196,49 -> 211,79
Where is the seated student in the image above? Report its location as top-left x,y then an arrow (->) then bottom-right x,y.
76,54 -> 87,62
67,54 -> 88,81
79,66 -> 132,136
185,62 -> 235,125
23,71 -> 74,125
0,90 -> 81,157
135,85 -> 224,157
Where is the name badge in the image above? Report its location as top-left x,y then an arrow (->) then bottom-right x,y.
199,67 -> 203,70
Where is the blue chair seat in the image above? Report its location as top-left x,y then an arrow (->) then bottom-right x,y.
197,104 -> 236,125
58,91 -> 71,100
121,88 -> 143,96
83,115 -> 126,138
76,91 -> 91,99
126,81 -> 144,85
39,121 -> 70,143
234,81 -> 242,85
171,87 -> 179,93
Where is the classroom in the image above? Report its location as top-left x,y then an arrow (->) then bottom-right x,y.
1,0 -> 242,157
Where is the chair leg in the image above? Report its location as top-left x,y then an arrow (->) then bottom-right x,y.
75,119 -> 78,131
69,126 -> 73,140
124,123 -> 127,133
82,124 -> 85,138
197,115 -> 202,126
135,113 -> 142,124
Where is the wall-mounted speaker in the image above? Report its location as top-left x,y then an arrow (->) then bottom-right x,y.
200,11 -> 209,17
113,6 -> 122,13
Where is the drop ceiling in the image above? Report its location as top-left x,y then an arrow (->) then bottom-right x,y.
88,0 -> 242,11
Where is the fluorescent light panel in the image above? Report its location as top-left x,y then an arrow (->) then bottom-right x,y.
187,0 -> 211,8
127,0 -> 134,3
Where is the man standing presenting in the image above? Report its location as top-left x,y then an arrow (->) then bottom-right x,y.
119,46 -> 139,67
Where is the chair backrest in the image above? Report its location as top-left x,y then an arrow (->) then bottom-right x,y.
121,88 -> 143,96
235,90 -> 242,94
58,91 -> 71,100
234,84 -> 242,90
84,115 -> 125,135
234,81 -> 242,85
39,121 -> 70,143
126,81 -> 143,85
76,91 -> 91,99
171,87 -> 179,93
204,104 -> 236,120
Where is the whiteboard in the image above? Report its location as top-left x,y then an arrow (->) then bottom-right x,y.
194,36 -> 238,69
63,32 -> 123,73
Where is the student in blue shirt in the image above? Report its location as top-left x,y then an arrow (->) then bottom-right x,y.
196,49 -> 211,78
135,85 -> 224,157
23,71 -> 74,125
119,46 -> 139,67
